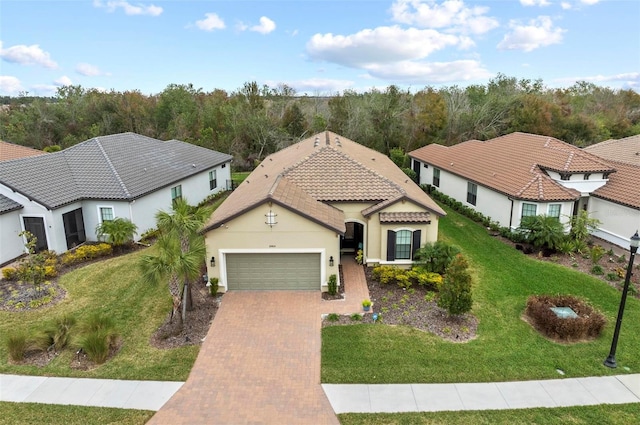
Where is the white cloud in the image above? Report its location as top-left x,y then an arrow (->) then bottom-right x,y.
76,63 -> 102,76
561,2 -> 572,9
555,72 -> 640,86
520,0 -> 551,6
195,13 -> 226,31
0,76 -> 24,94
0,41 -> 57,68
581,0 -> 600,5
390,0 -> 499,35
269,78 -> 355,94
497,16 -> 566,52
250,17 -> 276,34
93,0 -> 162,17
54,76 -> 73,86
307,26 -> 463,68
365,59 -> 492,83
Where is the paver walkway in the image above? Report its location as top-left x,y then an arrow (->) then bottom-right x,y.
148,255 -> 368,424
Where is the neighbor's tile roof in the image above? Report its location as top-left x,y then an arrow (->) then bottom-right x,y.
0,141 -> 46,161
591,160 -> 640,209
409,132 -> 615,202
203,131 -> 445,234
0,194 -> 22,215
584,135 -> 640,166
0,133 -> 233,210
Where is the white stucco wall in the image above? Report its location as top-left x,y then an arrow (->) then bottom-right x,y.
589,197 -> 640,249
0,210 -> 25,265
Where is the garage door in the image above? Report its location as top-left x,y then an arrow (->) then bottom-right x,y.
226,253 -> 321,290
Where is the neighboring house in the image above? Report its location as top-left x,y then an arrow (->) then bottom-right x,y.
202,131 -> 445,292
0,132 -> 233,266
584,135 -> 640,248
409,132 -> 616,233
0,140 -> 46,161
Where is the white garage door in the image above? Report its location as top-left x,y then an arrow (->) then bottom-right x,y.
226,253 -> 321,290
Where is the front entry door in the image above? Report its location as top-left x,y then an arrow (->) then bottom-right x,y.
23,217 -> 49,252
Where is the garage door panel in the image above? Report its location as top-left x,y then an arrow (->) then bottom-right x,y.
226,253 -> 320,290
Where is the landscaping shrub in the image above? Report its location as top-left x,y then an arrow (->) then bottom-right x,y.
525,295 -> 606,341
61,243 -> 113,266
6,332 -> 28,362
590,245 -> 606,264
437,254 -> 473,316
76,313 -> 119,365
328,274 -> 338,296
518,215 -> 565,251
606,272 -> 620,281
96,217 -> 138,248
2,267 -> 17,281
591,265 -> 604,275
407,269 -> 443,290
43,314 -> 76,351
208,277 -> 219,297
350,313 -> 363,321
413,241 -> 461,274
327,313 -> 339,322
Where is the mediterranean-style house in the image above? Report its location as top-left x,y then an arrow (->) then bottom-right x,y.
202,131 -> 445,292
409,132 -> 633,244
0,133 -> 233,266
583,135 -> 640,248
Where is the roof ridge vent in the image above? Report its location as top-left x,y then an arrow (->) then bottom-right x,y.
335,137 -> 342,147
314,137 -> 319,147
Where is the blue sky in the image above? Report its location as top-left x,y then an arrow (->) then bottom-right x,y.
1,0 -> 639,96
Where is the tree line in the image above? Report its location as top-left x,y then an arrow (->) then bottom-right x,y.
1,74 -> 639,170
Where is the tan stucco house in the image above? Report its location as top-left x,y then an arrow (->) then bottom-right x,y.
202,131 -> 445,292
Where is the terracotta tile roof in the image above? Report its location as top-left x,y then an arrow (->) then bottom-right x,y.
0,141 -> 46,161
409,132 -> 614,202
591,160 -> 640,210
584,135 -> 640,166
379,212 -> 431,223
203,131 -> 445,234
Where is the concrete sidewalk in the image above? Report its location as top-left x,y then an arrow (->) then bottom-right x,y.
1,372 -> 638,415
0,374 -> 183,411
323,374 -> 640,413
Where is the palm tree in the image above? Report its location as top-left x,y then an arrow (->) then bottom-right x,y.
139,198 -> 212,324
96,218 -> 138,250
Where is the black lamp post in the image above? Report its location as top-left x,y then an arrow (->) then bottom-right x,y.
604,231 -> 640,368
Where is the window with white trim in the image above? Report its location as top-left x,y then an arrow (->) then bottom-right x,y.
395,230 -> 412,260
99,207 -> 114,223
209,170 -> 217,190
548,204 -> 561,220
522,203 -> 537,218
432,168 -> 440,187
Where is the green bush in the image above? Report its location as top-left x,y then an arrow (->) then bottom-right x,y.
96,217 -> 138,248
326,313 -> 339,322
590,245 -> 606,264
76,313 -> 118,365
350,313 -> 363,321
208,277 -> 219,297
591,265 -> 604,275
519,215 -> 565,251
437,254 -> 473,316
328,274 -> 338,296
413,241 -> 461,274
606,272 -> 620,281
43,314 -> 76,351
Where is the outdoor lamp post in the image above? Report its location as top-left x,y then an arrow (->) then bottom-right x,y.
604,231 -> 640,368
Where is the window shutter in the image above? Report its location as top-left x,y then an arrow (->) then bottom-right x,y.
412,230 -> 421,259
387,230 -> 396,261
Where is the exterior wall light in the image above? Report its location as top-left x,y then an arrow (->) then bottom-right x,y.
210,256 -> 216,267
329,256 -> 334,267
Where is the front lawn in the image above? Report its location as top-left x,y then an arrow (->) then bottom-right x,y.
322,205 -> 640,383
0,402 -> 154,425
0,248 -> 199,381
338,403 -> 640,425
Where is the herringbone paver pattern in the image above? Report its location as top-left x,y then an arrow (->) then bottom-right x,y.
148,255 -> 368,424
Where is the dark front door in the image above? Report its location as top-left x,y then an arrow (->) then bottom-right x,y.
23,217 -> 48,252
413,159 -> 421,183
63,208 -> 86,249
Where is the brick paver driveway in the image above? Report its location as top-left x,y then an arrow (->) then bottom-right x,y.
148,291 -> 341,424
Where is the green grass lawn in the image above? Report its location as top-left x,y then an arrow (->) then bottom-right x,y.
0,248 -> 199,381
0,402 -> 154,425
322,205 -> 640,383
338,403 -> 640,425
